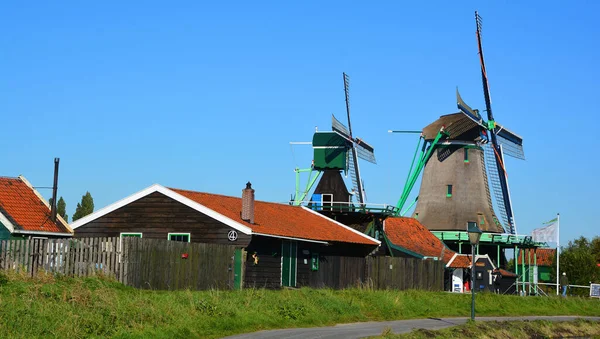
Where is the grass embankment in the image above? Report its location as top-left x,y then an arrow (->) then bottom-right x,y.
379,319 -> 600,338
0,272 -> 599,338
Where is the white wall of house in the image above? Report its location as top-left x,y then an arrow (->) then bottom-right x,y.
451,268 -> 464,293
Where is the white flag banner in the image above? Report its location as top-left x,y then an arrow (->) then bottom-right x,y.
532,218 -> 558,242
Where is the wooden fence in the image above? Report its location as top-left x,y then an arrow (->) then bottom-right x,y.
367,256 -> 445,291
304,255 -> 368,289
0,238 -> 444,291
122,237 -> 236,290
0,237 -> 124,279
0,237 -> 237,290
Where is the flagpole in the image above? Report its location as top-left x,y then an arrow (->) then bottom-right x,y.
556,213 -> 560,296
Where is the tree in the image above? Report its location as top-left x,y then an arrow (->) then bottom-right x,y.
72,192 -> 94,222
48,196 -> 69,222
553,236 -> 600,296
57,197 -> 68,222
506,258 -> 515,272
591,236 -> 600,264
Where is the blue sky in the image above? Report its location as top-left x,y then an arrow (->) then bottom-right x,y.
1,1 -> 598,244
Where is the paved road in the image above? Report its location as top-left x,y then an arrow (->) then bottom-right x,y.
223,316 -> 600,339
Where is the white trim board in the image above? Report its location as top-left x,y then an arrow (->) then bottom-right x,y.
253,232 -> 329,245
0,210 -> 15,233
17,175 -> 74,233
446,253 -> 496,269
69,184 -> 380,246
12,229 -> 73,237
70,184 -> 253,235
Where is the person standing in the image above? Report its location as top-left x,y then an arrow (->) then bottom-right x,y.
560,272 -> 569,296
493,269 -> 502,294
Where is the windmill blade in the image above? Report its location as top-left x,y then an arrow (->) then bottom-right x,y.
355,140 -> 376,164
343,73 -> 353,136
474,12 -> 517,234
332,114 -> 350,138
346,148 -> 360,200
483,144 -> 510,232
495,124 -> 525,159
456,88 -> 487,129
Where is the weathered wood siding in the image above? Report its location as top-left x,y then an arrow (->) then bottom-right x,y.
74,192 -> 251,247
367,256 -> 445,291
301,255 -> 368,289
0,237 -> 124,280
0,237 -> 445,292
243,237 -> 281,289
0,237 -> 237,291
123,237 -> 236,290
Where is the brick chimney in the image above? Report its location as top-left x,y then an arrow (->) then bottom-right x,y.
241,182 -> 255,224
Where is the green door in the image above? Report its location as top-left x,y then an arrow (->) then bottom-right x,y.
281,241 -> 297,287
233,248 -> 244,290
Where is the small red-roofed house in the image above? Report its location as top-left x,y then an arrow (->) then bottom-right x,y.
71,182 -> 380,289
444,253 -> 517,293
0,176 -> 72,239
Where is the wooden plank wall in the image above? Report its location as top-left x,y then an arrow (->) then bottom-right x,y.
0,237 -> 236,291
305,255 -> 367,289
0,238 -> 124,280
367,256 -> 445,291
0,238 -> 444,291
122,237 -> 236,290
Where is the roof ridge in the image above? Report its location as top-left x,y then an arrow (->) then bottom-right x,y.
168,187 -> 297,207
0,176 -> 21,180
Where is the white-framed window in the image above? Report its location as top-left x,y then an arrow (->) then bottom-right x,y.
120,232 -> 142,238
168,233 -> 191,242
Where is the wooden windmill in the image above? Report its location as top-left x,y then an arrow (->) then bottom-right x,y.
292,73 -> 376,208
394,11 -> 525,234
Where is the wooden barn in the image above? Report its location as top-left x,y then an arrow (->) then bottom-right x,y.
70,182 -> 380,289
0,176 -> 72,239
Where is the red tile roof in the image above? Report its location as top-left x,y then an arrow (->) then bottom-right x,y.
170,188 -> 378,246
447,254 -> 472,268
384,217 -> 455,263
0,176 -> 71,234
517,248 -> 555,266
498,269 -> 517,278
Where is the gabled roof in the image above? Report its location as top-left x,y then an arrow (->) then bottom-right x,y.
384,217 -> 455,263
70,184 -> 379,246
446,253 -> 496,269
446,254 -> 472,268
517,248 -> 555,266
0,176 -> 72,236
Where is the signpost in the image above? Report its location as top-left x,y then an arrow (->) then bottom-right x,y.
590,283 -> 600,299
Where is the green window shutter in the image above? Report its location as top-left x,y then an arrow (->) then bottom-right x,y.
446,185 -> 453,198
464,148 -> 469,163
